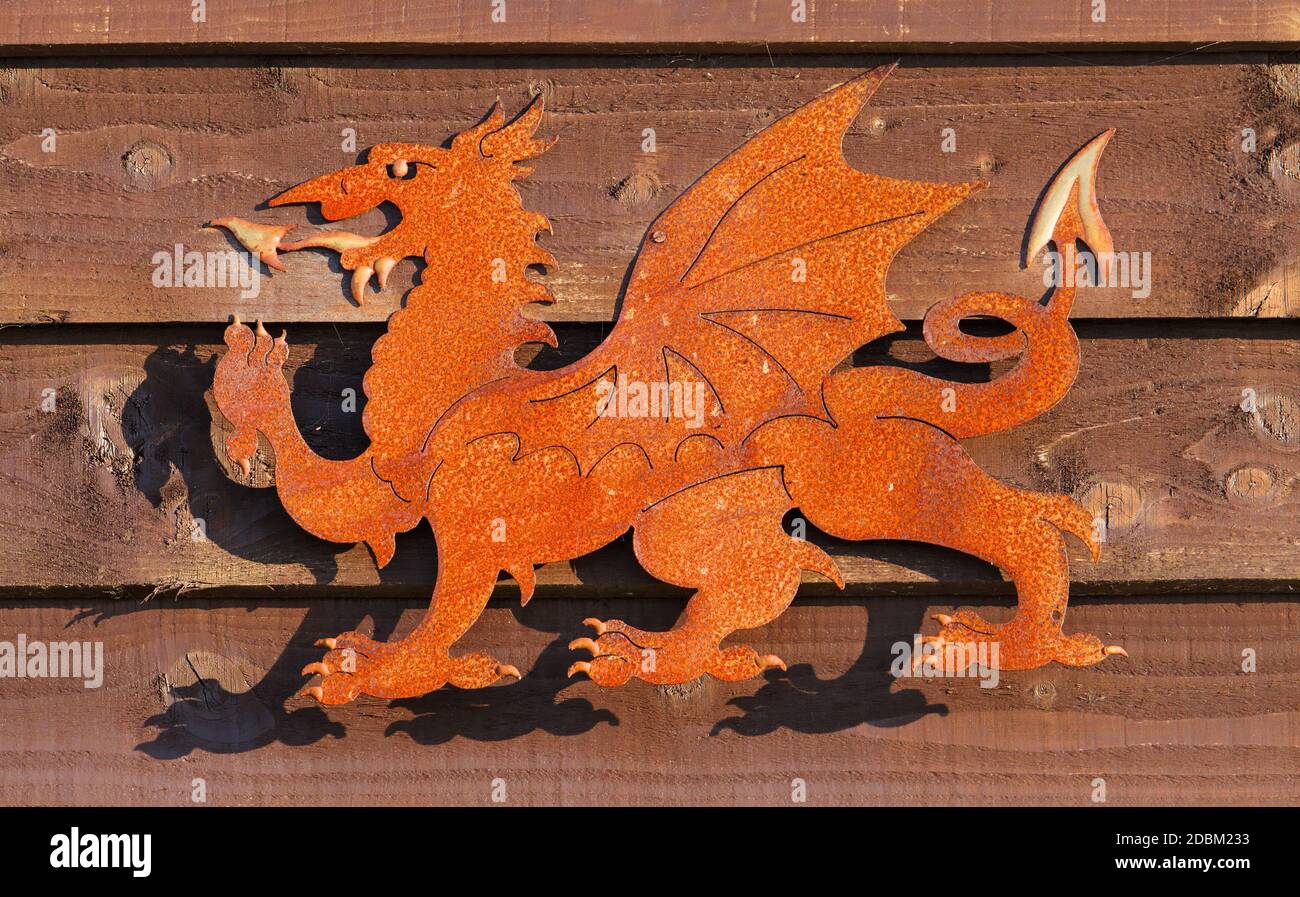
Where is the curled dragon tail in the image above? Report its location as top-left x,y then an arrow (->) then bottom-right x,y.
914,282 -> 1079,438
828,129 -> 1114,440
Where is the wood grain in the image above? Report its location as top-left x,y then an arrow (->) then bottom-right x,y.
1,57 -> 1298,323
0,42 -> 1296,808
0,595 -> 1292,806
2,322 -> 1298,598
3,1 -> 1297,54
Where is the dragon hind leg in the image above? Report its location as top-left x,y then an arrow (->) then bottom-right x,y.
758,411 -> 1123,671
569,467 -> 843,687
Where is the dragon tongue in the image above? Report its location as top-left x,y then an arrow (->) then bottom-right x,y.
279,230 -> 380,254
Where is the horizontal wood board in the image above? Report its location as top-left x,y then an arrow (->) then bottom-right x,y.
0,595 -> 1293,805
3,2 -> 1299,54
1,323 -> 1298,598
1,56 -> 1300,322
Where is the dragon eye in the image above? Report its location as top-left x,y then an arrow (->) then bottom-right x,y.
388,160 -> 409,178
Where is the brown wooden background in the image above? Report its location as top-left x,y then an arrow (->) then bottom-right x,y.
1,2 -> 1298,806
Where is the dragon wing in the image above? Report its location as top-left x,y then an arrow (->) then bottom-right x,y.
576,65 -> 984,458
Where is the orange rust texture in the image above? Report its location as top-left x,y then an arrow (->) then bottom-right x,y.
210,65 -> 1124,705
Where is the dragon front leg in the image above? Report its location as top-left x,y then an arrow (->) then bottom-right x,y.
301,547 -> 522,705
212,317 -> 423,563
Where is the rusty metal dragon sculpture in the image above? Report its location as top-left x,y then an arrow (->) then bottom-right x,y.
210,64 -> 1124,705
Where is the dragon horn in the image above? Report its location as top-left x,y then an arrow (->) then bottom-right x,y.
481,92 -> 555,165
1024,129 -> 1116,279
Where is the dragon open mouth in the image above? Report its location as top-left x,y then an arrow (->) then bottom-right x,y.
208,214 -> 399,304
208,155 -> 422,304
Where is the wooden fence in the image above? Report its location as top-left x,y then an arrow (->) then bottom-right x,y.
0,2 -> 1297,805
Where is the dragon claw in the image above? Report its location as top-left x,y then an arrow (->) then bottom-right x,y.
924,609 -> 1129,670
350,266 -> 374,304
912,634 -> 947,672
569,637 -> 601,655
216,312 -> 288,486
758,654 -> 787,672
299,630 -> 520,701
300,686 -> 325,702
565,627 -> 641,685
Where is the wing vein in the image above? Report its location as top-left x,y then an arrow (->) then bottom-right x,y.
687,210 -> 925,291
679,153 -> 808,284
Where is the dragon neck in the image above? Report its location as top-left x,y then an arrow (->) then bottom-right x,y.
362,210 -> 555,460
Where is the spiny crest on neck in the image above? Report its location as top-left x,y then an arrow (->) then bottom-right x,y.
371,97 -> 562,382
354,97 -> 564,463
407,96 -> 560,314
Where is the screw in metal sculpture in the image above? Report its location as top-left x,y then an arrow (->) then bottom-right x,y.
208,64 -> 1123,704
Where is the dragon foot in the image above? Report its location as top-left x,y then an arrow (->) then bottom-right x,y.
568,619 -> 787,687
917,610 -> 1126,673
212,316 -> 290,478
300,632 -> 522,704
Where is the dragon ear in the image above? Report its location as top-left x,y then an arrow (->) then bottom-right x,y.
451,100 -> 507,155
480,93 -> 555,169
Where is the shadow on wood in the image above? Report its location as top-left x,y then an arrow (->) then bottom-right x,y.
130,595 -> 948,757
134,597 -> 623,758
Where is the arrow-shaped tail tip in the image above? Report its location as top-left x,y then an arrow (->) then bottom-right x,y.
1023,129 -> 1116,280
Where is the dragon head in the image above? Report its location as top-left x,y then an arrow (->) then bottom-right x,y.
270,141 -> 452,222
214,95 -> 556,304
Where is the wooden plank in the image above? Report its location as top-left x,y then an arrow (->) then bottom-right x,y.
2,1 -> 1298,55
0,595 -> 1293,806
2,322 -> 1298,597
1,57 -> 1298,323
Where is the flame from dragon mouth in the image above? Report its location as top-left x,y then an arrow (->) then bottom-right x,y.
209,215 -> 397,303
